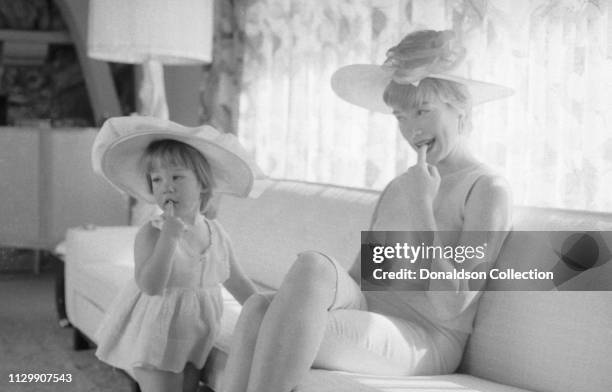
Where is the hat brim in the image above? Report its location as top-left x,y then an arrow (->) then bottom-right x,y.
331,64 -> 514,113
92,117 -> 264,203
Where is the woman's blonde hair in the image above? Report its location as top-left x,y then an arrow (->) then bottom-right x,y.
140,139 -> 215,212
383,78 -> 473,132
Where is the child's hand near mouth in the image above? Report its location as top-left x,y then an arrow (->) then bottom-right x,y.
162,201 -> 186,238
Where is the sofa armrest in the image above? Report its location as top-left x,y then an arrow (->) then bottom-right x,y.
64,226 -> 139,266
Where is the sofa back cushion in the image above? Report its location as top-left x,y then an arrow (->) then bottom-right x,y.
462,206 -> 612,392
217,180 -> 378,289
462,290 -> 612,392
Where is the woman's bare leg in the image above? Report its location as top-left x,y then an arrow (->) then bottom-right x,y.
222,294 -> 271,392
246,251 -> 337,392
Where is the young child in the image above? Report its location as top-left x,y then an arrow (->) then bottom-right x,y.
91,116 -> 260,392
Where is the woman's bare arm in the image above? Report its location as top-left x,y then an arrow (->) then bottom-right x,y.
426,174 -> 512,318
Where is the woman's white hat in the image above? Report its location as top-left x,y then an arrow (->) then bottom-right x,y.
92,116 -> 265,203
331,30 -> 514,113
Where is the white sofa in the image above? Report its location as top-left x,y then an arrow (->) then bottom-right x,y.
63,179 -> 612,392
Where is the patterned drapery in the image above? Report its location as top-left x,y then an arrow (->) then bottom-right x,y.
198,0 -> 247,135
236,0 -> 612,212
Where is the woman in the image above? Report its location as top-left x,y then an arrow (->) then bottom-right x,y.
222,29 -> 514,392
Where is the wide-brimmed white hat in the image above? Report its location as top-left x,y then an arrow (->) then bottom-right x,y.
92,116 -> 266,203
331,30 -> 514,113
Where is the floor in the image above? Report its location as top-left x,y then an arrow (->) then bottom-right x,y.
0,270 -> 134,392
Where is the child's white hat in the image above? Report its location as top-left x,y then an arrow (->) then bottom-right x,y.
92,116 -> 266,203
331,30 -> 514,113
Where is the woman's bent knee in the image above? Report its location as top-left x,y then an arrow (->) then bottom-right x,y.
288,251 -> 337,288
276,251 -> 339,309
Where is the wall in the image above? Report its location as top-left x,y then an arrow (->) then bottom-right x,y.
42,127 -> 129,245
0,129 -> 41,248
0,127 -> 128,250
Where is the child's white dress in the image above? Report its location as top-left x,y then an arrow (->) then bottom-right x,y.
95,214 -> 231,372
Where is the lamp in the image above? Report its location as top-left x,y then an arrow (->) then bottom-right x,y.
86,0 -> 213,119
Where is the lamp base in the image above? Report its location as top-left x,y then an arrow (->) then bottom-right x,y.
139,59 -> 169,119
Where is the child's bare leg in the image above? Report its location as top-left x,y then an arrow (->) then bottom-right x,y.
183,362 -> 200,392
133,367 -> 182,392
246,251 -> 337,392
223,293 -> 271,392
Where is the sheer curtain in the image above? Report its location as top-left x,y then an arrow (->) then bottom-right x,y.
237,0 -> 612,212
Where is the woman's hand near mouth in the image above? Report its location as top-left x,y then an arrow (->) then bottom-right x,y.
410,145 -> 440,202
388,145 -> 440,206
375,145 -> 440,231
387,144 -> 440,214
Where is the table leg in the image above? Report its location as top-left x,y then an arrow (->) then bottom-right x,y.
33,249 -> 41,274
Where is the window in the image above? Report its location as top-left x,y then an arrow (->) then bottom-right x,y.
238,0 -> 612,212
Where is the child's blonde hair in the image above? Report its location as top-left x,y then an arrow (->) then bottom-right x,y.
383,78 -> 473,132
141,139 -> 215,212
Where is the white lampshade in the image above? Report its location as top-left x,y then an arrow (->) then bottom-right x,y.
87,0 -> 213,65
87,0 -> 214,119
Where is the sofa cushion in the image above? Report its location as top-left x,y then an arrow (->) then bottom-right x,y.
65,226 -> 139,266
217,181 -> 378,289
207,367 -> 535,392
65,259 -> 133,339
513,206 -> 612,231
69,262 -> 133,310
463,209 -> 612,392
462,290 -> 612,392
308,372 -> 534,392
64,180 -> 612,392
